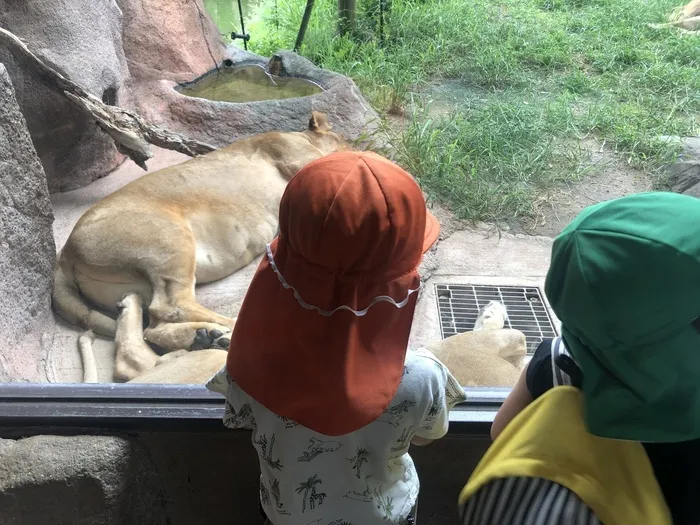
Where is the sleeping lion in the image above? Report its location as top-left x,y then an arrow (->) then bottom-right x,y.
79,295 -> 526,387
54,112 -> 350,352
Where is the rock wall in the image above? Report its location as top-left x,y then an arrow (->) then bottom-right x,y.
666,137 -> 700,197
0,64 -> 55,383
0,0 -> 225,193
117,0 -> 226,83
0,0 -> 129,192
0,0 -> 379,192
0,435 -> 167,525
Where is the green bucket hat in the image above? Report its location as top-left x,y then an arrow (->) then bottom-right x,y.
545,191 -> 700,443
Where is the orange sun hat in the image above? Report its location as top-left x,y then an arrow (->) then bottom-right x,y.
226,151 -> 440,436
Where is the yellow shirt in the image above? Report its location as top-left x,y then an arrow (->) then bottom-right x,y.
458,386 -> 671,525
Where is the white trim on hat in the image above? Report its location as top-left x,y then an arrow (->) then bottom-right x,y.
265,243 -> 422,317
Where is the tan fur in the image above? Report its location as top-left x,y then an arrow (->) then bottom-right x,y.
78,330 -> 99,383
427,329 -> 527,387
113,293 -> 159,382
125,350 -> 227,384
81,295 -> 527,386
54,112 -> 349,352
649,0 -> 700,31
678,0 -> 700,19
81,293 -> 229,384
428,300 -> 527,388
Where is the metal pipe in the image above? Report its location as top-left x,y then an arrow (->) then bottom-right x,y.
337,0 -> 356,37
237,0 -> 248,50
294,0 -> 316,52
379,0 -> 385,45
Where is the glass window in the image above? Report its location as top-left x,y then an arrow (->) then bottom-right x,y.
1,0 -> 690,437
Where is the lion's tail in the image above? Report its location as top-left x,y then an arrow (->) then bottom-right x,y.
78,330 -> 99,383
53,255 -> 117,337
648,15 -> 700,29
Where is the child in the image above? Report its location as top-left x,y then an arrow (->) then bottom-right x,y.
460,192 -> 700,524
207,151 -> 467,525
490,335 -> 578,440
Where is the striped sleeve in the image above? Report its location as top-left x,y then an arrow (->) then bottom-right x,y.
551,337 -> 574,387
459,477 -> 602,525
526,337 -> 582,399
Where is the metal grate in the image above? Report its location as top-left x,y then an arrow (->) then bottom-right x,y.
436,284 -> 558,354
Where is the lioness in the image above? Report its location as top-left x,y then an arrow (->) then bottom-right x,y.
427,301 -> 527,388
79,293 -> 228,383
649,0 -> 700,31
79,295 -> 526,386
55,112 -> 350,352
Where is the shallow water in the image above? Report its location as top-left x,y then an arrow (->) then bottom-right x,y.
178,65 -> 323,103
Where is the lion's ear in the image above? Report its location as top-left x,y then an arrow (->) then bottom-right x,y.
309,111 -> 331,132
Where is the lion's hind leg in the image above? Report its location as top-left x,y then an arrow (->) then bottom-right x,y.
78,330 -> 99,383
113,293 -> 160,382
155,349 -> 189,366
148,281 -> 235,329
144,249 -> 234,330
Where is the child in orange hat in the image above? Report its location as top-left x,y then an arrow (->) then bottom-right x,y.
206,151 -> 467,525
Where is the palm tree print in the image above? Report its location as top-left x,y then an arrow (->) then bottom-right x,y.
223,402 -> 254,429
391,425 -> 415,452
371,485 -> 394,520
253,433 -> 283,471
347,448 -> 370,479
295,475 -> 327,513
260,480 -> 270,506
428,390 -> 442,417
445,374 -> 467,404
270,477 -> 290,515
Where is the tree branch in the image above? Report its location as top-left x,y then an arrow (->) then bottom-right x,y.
0,26 -> 216,171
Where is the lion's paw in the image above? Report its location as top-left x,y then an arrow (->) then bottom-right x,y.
190,327 -> 232,351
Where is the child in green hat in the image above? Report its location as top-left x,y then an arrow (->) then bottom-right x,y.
461,192 -> 700,525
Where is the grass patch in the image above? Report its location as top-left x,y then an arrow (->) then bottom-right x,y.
207,0 -> 700,223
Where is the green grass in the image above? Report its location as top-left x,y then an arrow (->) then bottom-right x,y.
206,0 -> 700,224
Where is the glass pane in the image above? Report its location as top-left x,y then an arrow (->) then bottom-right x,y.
1,0 -> 689,432
410,275 -> 560,400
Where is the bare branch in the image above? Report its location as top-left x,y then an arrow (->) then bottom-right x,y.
0,26 -> 216,171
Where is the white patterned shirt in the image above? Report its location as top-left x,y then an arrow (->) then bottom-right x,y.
206,348 -> 467,525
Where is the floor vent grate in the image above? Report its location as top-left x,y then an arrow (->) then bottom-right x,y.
436,284 -> 558,354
